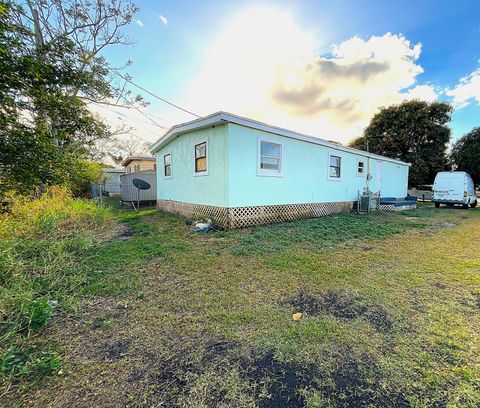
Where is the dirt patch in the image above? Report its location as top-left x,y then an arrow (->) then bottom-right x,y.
119,225 -> 134,239
439,222 -> 457,228
284,289 -> 393,332
242,349 -> 313,407
358,244 -> 374,252
122,339 -> 408,408
103,339 -> 132,360
474,293 -> 480,309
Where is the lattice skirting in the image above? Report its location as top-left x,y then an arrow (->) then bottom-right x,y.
157,199 -> 353,229
378,203 -> 417,212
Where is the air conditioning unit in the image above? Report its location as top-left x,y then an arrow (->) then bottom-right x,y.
358,190 -> 380,213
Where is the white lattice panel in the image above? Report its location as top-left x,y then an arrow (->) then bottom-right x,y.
158,200 -> 353,229
378,204 -> 416,212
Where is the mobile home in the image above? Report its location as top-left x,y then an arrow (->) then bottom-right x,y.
150,112 -> 411,228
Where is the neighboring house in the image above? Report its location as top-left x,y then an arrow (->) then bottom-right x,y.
101,168 -> 124,195
91,168 -> 124,197
150,112 -> 411,229
122,156 -> 156,174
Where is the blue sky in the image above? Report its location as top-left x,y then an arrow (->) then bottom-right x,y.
96,0 -> 480,146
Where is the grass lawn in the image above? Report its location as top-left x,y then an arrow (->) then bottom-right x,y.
2,196 -> 480,407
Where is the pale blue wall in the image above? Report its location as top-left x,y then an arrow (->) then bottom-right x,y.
155,124 -> 229,207
155,122 -> 409,207
227,124 -> 408,207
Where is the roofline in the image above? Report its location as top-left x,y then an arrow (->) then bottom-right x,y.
121,156 -> 156,167
150,112 -> 411,166
102,168 -> 125,173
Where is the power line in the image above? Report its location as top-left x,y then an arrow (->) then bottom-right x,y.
91,109 -> 153,144
91,100 -> 169,130
109,67 -> 201,118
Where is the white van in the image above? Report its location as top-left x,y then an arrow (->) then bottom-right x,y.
432,171 -> 477,209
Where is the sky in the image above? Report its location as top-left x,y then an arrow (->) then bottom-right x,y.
93,0 -> 480,152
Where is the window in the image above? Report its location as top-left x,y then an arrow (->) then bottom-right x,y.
195,142 -> 207,174
329,155 -> 341,179
153,163 -> 157,171
357,160 -> 365,175
164,153 -> 171,177
259,140 -> 282,175
134,164 -> 140,172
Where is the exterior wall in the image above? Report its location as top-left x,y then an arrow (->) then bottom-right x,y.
227,123 -> 408,207
154,122 -> 410,228
379,160 -> 409,197
126,160 -> 156,174
155,124 -> 229,207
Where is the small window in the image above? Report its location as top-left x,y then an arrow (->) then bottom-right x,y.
153,163 -> 157,171
357,161 -> 364,175
195,142 -> 207,173
329,155 -> 341,178
260,141 -> 281,172
164,154 -> 171,177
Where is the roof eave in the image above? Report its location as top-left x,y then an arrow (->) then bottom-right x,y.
150,112 -> 411,166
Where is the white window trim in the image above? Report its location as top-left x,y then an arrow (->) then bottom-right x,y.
356,159 -> 365,177
328,152 -> 343,181
257,136 -> 283,177
193,140 -> 208,176
163,151 -> 172,179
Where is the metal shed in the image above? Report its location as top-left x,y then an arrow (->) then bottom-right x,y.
120,170 -> 157,205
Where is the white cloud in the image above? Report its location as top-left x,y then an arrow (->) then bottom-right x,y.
158,14 -> 168,26
405,84 -> 437,102
446,67 -> 480,108
185,6 -> 437,143
136,19 -> 144,27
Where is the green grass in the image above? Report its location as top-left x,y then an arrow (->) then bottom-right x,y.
2,194 -> 480,407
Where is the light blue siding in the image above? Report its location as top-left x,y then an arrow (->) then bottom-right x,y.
155,124 -> 229,207
227,123 -> 408,207
155,122 -> 409,207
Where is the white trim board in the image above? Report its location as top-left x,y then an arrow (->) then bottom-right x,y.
150,111 -> 411,167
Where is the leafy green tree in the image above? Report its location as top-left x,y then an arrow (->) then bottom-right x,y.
0,1 -> 138,197
349,100 -> 453,187
450,127 -> 480,184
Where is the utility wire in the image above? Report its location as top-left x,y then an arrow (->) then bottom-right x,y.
92,99 -> 169,130
109,67 -> 201,118
92,107 -> 154,144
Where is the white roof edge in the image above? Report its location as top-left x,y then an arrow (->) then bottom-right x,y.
150,111 -> 411,166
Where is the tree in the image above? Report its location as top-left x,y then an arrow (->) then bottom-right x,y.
349,100 -> 453,187
0,1 -> 139,197
450,127 -> 480,184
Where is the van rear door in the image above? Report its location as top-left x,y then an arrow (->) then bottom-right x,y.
434,173 -> 464,202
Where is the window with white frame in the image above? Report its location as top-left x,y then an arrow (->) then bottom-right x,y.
357,160 -> 365,175
259,140 -> 282,175
329,155 -> 341,178
164,153 -> 171,177
195,142 -> 207,174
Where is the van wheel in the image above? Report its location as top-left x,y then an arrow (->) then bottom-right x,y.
463,203 -> 469,209
471,200 -> 478,208
434,202 -> 440,208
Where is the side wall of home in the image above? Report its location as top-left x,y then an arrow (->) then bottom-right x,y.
226,123 -> 409,207
155,124 -> 229,207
